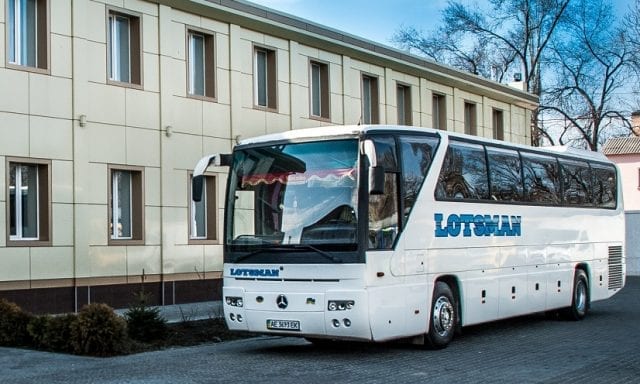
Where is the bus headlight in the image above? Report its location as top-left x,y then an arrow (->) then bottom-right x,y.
226,296 -> 243,307
328,300 -> 354,311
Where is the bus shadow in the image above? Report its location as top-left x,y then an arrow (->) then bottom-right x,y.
246,308 -> 617,356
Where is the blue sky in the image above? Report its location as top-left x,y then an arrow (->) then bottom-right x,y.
248,0 -> 634,47
247,0 -> 449,46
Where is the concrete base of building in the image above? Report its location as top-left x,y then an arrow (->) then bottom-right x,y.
0,278 -> 222,315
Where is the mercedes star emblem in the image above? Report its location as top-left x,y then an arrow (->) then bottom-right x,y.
276,294 -> 288,309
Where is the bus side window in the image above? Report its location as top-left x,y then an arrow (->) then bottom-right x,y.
521,152 -> 561,205
487,146 -> 523,202
368,136 -> 399,249
560,160 -> 592,207
436,141 -> 489,200
592,165 -> 617,208
399,135 -> 438,224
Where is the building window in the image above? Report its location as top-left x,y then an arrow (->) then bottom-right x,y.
432,93 -> 447,130
6,0 -> 48,70
254,46 -> 277,109
397,83 -> 412,125
493,109 -> 504,140
109,166 -> 144,244
464,102 -> 477,135
187,29 -> 215,99
310,60 -> 329,119
189,175 -> 218,243
107,9 -> 141,85
362,74 -> 379,124
6,158 -> 51,246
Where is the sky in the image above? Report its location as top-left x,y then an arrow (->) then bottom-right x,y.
247,0 -> 634,48
246,0 -> 449,47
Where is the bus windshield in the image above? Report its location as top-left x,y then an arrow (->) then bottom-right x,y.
226,139 -> 359,253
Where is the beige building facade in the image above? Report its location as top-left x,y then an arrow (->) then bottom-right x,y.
0,0 -> 537,313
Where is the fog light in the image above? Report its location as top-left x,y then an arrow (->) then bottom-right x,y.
332,319 -> 340,328
343,318 -> 351,327
328,300 -> 355,311
237,314 -> 243,322
230,313 -> 236,321
225,296 -> 244,307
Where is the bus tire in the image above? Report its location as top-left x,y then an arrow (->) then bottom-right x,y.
426,281 -> 456,349
564,269 -> 589,321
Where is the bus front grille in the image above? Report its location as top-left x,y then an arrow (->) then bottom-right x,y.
608,246 -> 623,290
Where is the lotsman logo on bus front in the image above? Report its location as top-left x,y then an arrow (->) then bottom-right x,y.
229,268 -> 280,277
434,213 -> 522,238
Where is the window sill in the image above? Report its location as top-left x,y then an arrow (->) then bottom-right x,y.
188,238 -> 220,245
108,238 -> 145,246
107,79 -> 144,90
6,239 -> 52,247
187,93 -> 218,103
309,114 -> 331,123
253,105 -> 279,113
6,62 -> 50,75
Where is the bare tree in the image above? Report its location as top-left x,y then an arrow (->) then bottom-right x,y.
394,0 -> 569,93
541,0 -> 634,151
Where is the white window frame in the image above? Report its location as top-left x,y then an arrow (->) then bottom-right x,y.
111,170 -> 133,240
310,62 -> 322,117
190,179 -> 208,240
8,0 -> 41,67
108,12 -> 131,83
188,31 -> 205,96
9,164 -> 40,241
254,48 -> 268,107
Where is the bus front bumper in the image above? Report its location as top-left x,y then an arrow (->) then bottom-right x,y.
223,287 -> 372,340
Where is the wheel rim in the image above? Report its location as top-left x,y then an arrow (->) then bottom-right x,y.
433,296 -> 454,337
575,279 -> 587,314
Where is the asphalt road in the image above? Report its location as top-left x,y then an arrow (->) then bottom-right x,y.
1,277 -> 639,384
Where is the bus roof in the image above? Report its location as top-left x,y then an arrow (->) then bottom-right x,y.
236,125 -> 611,163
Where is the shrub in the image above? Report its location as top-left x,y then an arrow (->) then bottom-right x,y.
28,314 -> 76,353
125,291 -> 167,342
0,299 -> 33,347
71,303 -> 127,356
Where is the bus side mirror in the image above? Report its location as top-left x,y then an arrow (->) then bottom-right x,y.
192,175 -> 204,202
370,165 -> 385,195
192,153 -> 232,202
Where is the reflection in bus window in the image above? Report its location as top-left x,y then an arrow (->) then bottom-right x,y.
400,135 -> 439,223
369,172 -> 399,249
592,165 -> 617,208
436,141 -> 489,200
522,153 -> 560,205
487,147 -> 523,202
560,160 -> 592,206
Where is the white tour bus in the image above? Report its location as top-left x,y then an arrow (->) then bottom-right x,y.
192,125 -> 625,348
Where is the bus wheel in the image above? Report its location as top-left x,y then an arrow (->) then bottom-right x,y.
564,269 -> 589,321
426,281 -> 456,349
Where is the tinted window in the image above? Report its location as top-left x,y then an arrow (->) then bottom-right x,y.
487,147 -> 523,202
592,165 -> 617,208
373,136 -> 397,171
522,152 -> 560,205
560,160 -> 592,206
436,141 -> 489,200
399,135 -> 439,222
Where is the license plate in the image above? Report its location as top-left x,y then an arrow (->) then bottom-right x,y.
266,319 -> 300,331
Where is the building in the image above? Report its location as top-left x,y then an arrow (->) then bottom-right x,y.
0,0 -> 537,313
603,135 -> 640,276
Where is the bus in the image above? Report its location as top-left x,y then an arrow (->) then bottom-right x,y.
192,125 -> 625,348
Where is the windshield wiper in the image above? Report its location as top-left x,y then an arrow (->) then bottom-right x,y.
233,247 -> 273,263
290,244 -> 343,263
232,244 -> 342,263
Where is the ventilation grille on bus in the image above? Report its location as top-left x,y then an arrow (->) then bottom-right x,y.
608,246 -> 623,290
